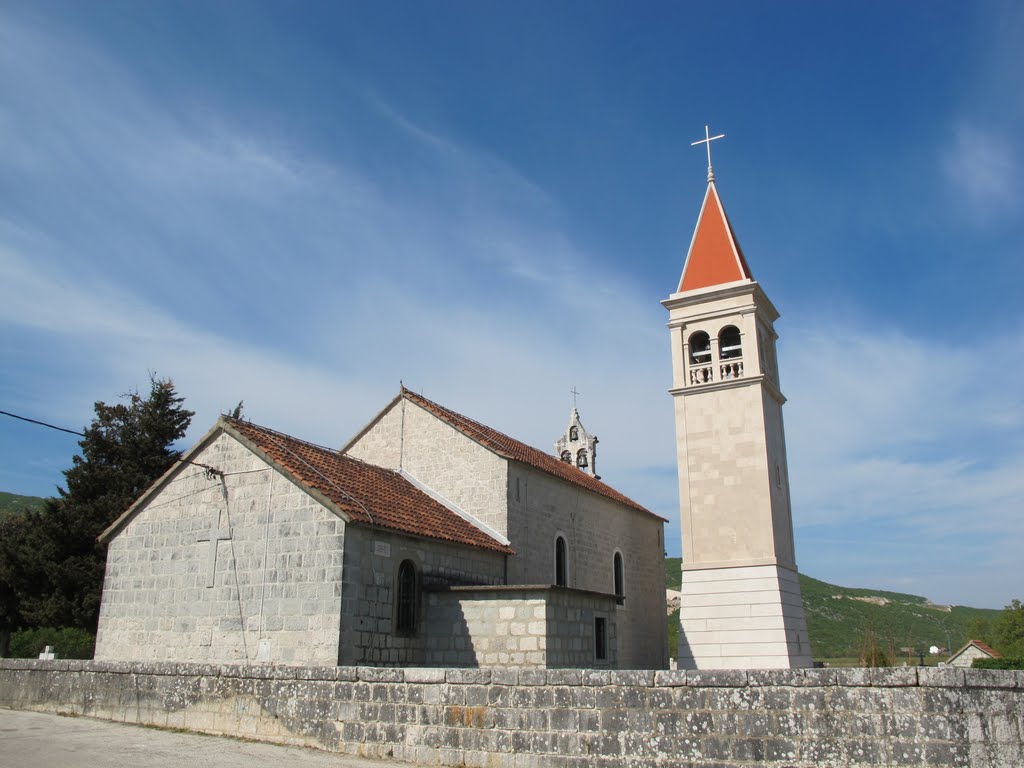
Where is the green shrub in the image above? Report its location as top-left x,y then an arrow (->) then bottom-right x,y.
972,657 -> 1024,670
8,627 -> 95,659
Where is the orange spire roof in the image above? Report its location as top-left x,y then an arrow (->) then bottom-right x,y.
677,182 -> 753,292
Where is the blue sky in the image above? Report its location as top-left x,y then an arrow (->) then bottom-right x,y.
1,1 -> 1021,609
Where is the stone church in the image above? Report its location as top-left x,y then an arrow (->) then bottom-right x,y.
95,389 -> 668,669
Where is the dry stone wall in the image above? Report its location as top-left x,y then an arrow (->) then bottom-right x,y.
1,660 -> 1020,767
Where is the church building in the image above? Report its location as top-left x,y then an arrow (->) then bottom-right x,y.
663,129 -> 812,669
95,388 -> 668,669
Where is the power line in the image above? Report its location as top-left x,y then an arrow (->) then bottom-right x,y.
1,407 -> 222,478
0,409 -> 85,437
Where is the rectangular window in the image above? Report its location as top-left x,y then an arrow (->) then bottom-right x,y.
594,617 -> 607,661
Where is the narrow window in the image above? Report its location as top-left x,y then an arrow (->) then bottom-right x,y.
576,449 -> 588,468
396,559 -> 417,636
555,536 -> 567,587
613,552 -> 624,602
560,450 -> 572,464
595,617 -> 607,661
569,426 -> 578,441
688,331 -> 711,365
718,325 -> 742,360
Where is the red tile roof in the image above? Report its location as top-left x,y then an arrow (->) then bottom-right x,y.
226,417 -> 514,555
678,182 -> 753,292
401,389 -> 663,521
949,639 -> 1002,661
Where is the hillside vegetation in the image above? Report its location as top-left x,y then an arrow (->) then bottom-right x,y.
0,491 -> 48,518
665,557 -> 999,661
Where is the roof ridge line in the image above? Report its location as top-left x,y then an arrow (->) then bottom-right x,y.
224,416 -> 343,457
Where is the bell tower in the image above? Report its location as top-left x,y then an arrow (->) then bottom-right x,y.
662,128 -> 811,669
555,393 -> 599,479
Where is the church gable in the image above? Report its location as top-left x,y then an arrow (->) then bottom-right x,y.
95,428 -> 348,666
399,389 -> 657,519
343,393 -> 513,539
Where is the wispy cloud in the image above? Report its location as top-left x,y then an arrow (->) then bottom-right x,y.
942,122 -> 1019,222
784,321 -> 1024,605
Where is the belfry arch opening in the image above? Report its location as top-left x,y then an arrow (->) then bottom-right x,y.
688,331 -> 711,365
718,326 -> 742,360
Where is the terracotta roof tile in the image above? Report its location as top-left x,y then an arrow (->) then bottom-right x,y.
401,390 -> 664,521
678,182 -> 753,292
226,417 -> 514,555
950,639 -> 1002,660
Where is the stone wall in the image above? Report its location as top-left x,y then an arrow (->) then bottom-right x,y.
346,398 -> 511,539
96,431 -> 347,666
507,464 -> 667,670
2,660 -> 1020,767
424,586 -> 618,668
339,527 -> 506,666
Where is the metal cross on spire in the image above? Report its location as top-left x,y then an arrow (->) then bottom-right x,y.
570,386 -> 580,410
691,125 -> 726,183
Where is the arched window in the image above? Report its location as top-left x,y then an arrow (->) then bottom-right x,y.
613,552 -> 624,602
719,325 -> 742,360
396,560 -> 418,636
689,331 -> 711,365
576,449 -> 588,468
560,450 -> 572,464
569,426 -> 579,441
555,536 -> 567,587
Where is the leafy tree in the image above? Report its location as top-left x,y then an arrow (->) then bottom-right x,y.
1,375 -> 192,639
993,599 -> 1024,657
966,615 -> 993,646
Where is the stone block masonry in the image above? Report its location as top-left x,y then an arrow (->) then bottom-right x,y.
1,661 -> 1021,767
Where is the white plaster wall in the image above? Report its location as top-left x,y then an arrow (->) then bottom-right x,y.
346,400 -> 510,538
506,464 -> 667,669
95,431 -> 346,666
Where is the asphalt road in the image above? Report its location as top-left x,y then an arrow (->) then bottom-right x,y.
0,709 -> 396,768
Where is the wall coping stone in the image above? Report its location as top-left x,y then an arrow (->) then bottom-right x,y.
834,667 -> 871,686
546,670 -> 583,686
445,669 -> 491,685
0,659 -> 1018,691
490,668 -> 519,686
869,667 -> 918,687
517,669 -> 547,686
405,668 -> 446,684
654,670 -> 688,687
684,670 -> 748,687
610,670 -> 655,686
582,670 -> 610,686
919,667 -> 965,687
358,667 -> 404,683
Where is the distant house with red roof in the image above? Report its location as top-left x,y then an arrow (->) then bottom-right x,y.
95,388 -> 667,669
946,640 -> 1002,668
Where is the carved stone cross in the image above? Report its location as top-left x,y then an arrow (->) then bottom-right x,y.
198,506 -> 231,588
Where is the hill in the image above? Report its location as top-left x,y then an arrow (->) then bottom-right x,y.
0,491 -> 48,519
664,557 -> 999,662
